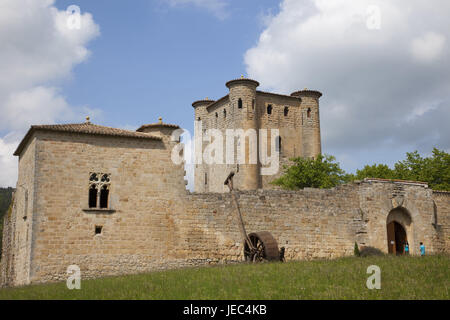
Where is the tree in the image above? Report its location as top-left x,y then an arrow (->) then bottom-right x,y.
393,148 -> 450,190
353,148 -> 450,191
271,154 -> 350,190
0,187 -> 14,259
427,148 -> 450,191
271,148 -> 449,191
355,164 -> 395,180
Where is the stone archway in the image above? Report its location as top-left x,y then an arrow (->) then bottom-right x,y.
386,207 -> 412,255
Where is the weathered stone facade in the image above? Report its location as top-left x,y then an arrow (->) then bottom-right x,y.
193,78 -> 322,193
1,79 -> 449,287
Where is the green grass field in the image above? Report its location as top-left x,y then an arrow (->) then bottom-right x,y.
0,254 -> 448,300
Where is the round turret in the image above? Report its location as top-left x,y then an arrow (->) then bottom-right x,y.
290,89 -> 322,99
226,76 -> 260,190
291,88 -> 322,158
192,98 -> 215,123
225,77 -> 260,89
192,99 -> 215,109
137,118 -> 180,140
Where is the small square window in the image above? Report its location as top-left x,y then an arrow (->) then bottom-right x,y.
95,226 -> 103,235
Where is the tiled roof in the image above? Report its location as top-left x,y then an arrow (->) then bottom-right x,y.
14,122 -> 162,156
363,178 -> 428,185
136,122 -> 180,132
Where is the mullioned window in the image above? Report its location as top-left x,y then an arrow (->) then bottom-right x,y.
89,173 -> 111,209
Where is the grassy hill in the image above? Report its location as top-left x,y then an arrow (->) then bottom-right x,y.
0,254 -> 448,299
0,187 -> 14,258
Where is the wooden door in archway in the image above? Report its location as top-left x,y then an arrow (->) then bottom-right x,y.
387,221 -> 407,255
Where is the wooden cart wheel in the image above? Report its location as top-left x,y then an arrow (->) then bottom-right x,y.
244,231 -> 280,262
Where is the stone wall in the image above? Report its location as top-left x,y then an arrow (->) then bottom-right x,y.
182,184 -> 361,262
0,195 -> 14,287
1,128 -> 449,287
180,180 -> 449,264
0,135 -> 37,287
356,179 -> 446,255
203,95 -> 241,193
2,171 -> 449,286
1,129 -> 190,286
432,191 -> 450,252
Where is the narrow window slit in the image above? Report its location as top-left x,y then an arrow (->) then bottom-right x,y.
95,226 -> 103,235
276,136 -> 282,152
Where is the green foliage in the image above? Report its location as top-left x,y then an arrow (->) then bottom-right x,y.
354,148 -> 450,191
273,148 -> 449,191
271,154 -> 349,190
393,148 -> 450,190
0,187 -> 13,217
354,242 -> 360,257
0,187 -> 14,259
0,255 -> 448,299
354,164 -> 395,180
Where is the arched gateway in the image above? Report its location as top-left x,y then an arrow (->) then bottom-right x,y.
386,207 -> 412,255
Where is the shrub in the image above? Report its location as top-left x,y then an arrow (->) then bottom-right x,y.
359,246 -> 384,257
354,242 -> 360,256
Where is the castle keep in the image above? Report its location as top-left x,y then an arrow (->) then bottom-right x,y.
193,78 -> 321,192
1,78 -> 449,287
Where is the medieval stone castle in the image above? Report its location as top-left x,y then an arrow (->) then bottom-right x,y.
192,77 -> 321,193
1,77 -> 449,287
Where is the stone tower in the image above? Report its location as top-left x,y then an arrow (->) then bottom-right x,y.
192,78 -> 322,192
290,89 -> 322,158
192,98 -> 215,193
226,78 -> 260,190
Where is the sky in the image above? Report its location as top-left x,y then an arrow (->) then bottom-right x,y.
0,0 -> 449,188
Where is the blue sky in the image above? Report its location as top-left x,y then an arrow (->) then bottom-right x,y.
54,0 -> 279,131
1,0 -> 449,187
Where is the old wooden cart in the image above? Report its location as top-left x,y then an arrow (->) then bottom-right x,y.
224,172 -> 282,262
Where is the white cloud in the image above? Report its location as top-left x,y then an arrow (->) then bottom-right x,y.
411,32 -> 446,63
164,0 -> 228,19
245,0 -> 450,171
0,134 -> 18,188
2,87 -> 73,131
0,0 -> 100,187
